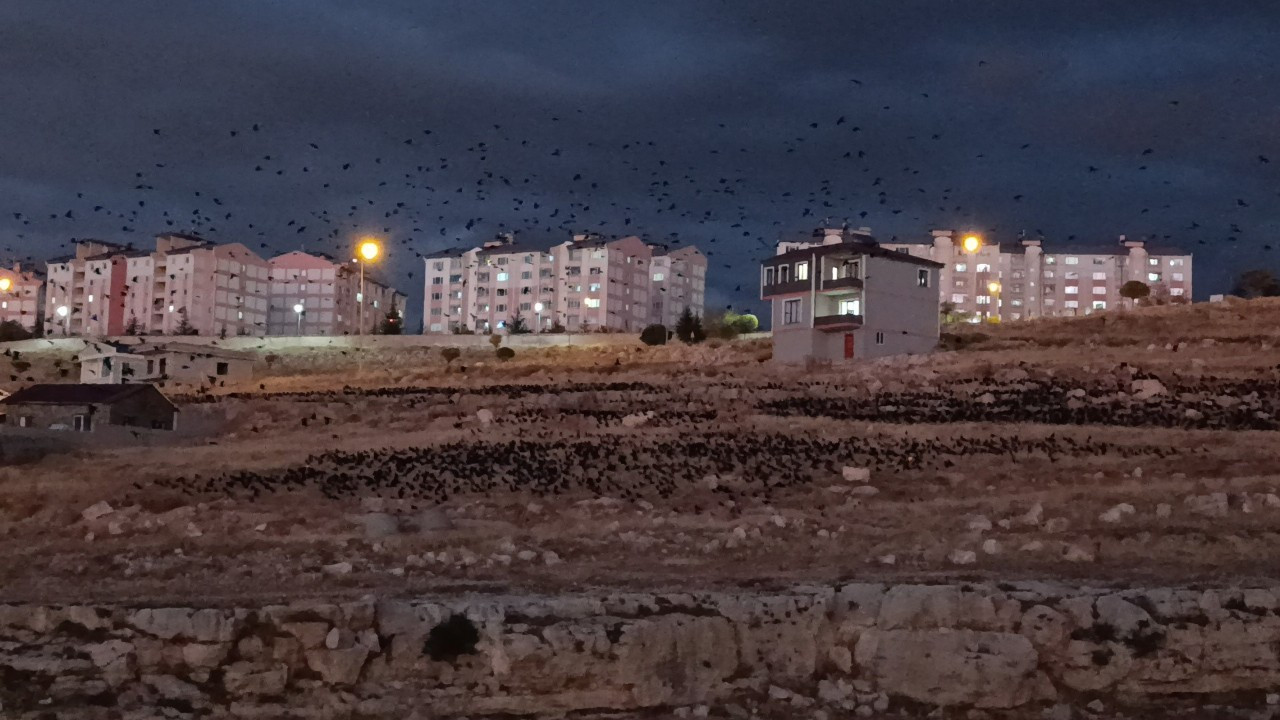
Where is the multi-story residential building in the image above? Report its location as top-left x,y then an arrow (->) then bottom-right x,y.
267,251 -> 404,336
0,263 -> 44,333
649,245 -> 708,328
761,227 -> 943,362
881,231 -> 1193,321
45,234 -> 270,337
422,232 -> 705,334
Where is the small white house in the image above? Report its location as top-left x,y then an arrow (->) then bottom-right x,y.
79,342 -> 256,386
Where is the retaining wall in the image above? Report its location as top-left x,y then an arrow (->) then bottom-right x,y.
2,581 -> 1278,718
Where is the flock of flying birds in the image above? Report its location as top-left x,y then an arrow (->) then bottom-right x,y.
2,89 -> 1277,313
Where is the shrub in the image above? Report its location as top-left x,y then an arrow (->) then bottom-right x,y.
675,307 -> 705,344
496,347 -> 515,361
0,320 -> 32,342
424,614 -> 479,662
441,348 -> 461,364
489,334 -> 503,349
640,324 -> 668,346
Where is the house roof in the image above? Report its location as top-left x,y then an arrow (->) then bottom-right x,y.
0,383 -> 171,407
767,237 -> 946,269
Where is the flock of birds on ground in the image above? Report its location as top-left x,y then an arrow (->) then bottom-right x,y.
151,430 -> 1182,505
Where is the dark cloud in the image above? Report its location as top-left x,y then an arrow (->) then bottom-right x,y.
1,0 -> 1277,323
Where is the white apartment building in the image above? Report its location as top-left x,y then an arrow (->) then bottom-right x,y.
422,232 -> 706,334
881,231 -> 1193,321
650,245 -> 708,328
0,263 -> 44,333
267,251 -> 404,335
45,234 -> 270,337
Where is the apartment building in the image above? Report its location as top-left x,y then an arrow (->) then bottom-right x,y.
649,245 -> 708,328
0,263 -> 44,333
45,234 -> 270,337
422,232 -> 704,334
267,251 -> 404,335
881,231 -> 1193,321
761,228 -> 943,362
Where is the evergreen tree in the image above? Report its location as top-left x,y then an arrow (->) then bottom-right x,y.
675,307 -> 705,344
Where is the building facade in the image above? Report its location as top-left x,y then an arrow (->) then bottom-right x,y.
422,232 -> 706,334
44,234 -> 271,338
650,246 -> 708,328
881,231 -> 1193,321
0,264 -> 44,333
78,342 -> 255,386
0,383 -> 177,432
762,228 -> 943,363
267,251 -> 404,336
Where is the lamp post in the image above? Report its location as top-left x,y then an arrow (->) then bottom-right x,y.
0,277 -> 11,293
534,301 -> 544,333
293,303 -> 305,336
355,238 -> 381,335
55,304 -> 69,336
987,281 -> 1002,323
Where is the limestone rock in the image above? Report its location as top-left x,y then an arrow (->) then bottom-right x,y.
853,629 -> 1042,708
842,467 -> 871,483
305,646 -> 370,685
223,661 -> 289,696
81,501 -> 114,522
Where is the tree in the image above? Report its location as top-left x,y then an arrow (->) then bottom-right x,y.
1119,280 -> 1151,307
379,310 -> 403,335
123,316 -> 140,336
506,311 -> 530,334
496,346 -> 515,361
174,309 -> 198,336
705,310 -> 759,340
441,347 -> 461,365
640,324 -> 668,346
1233,270 -> 1280,299
731,313 -> 759,334
0,320 -> 32,342
675,308 -> 706,344
488,334 -> 503,350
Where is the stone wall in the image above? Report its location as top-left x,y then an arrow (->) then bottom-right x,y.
2,581 -> 1279,718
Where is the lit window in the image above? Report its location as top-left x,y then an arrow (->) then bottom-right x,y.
1171,288 -> 1185,296
783,298 -> 801,324
917,269 -> 930,288
1172,273 -> 1184,281
88,294 -> 94,303
955,263 -> 968,272
1045,257 -> 1057,265
976,264 -> 991,272
589,283 -> 601,292
653,272 -> 664,282
1092,272 -> 1106,280
356,292 -> 363,302
1011,299 -> 1023,307
951,293 -> 966,303
1149,258 -> 1159,266
976,296 -> 990,305
795,262 -> 809,281
1065,286 -> 1078,294
838,299 -> 861,315
497,272 -> 509,282
168,305 -> 175,312
1065,300 -> 1079,308
1092,286 -> 1107,295
1093,301 -> 1107,310
1148,273 -> 1161,282
1170,259 -> 1184,267
1064,257 -> 1079,265
585,298 -> 600,308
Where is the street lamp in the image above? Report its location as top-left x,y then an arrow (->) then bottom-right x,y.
293,303 -> 305,336
987,281 -> 1002,323
0,277 -> 11,293
534,301 -> 544,333
961,234 -> 982,254
55,304 -> 69,336
354,238 -> 381,335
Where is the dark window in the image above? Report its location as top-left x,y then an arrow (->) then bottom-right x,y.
73,414 -> 90,432
146,359 -> 155,374
151,420 -> 166,429
875,331 -> 885,345
216,362 -> 229,376
917,269 -> 930,288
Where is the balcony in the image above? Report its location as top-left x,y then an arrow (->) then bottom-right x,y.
761,279 -> 811,297
813,313 -> 863,331
821,276 -> 864,293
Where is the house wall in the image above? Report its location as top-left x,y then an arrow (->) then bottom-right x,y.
2,402 -> 96,430
859,256 -> 940,358
105,391 -> 176,430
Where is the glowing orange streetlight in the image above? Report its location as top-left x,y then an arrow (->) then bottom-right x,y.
0,277 -> 11,293
961,234 -> 982,254
354,237 -> 382,334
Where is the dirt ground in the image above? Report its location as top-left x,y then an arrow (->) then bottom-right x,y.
2,298 -> 1280,605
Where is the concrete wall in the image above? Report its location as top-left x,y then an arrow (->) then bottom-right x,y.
3,581 -> 1280,718
861,255 -> 940,358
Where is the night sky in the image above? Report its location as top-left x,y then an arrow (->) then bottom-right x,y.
2,1 -> 1277,325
